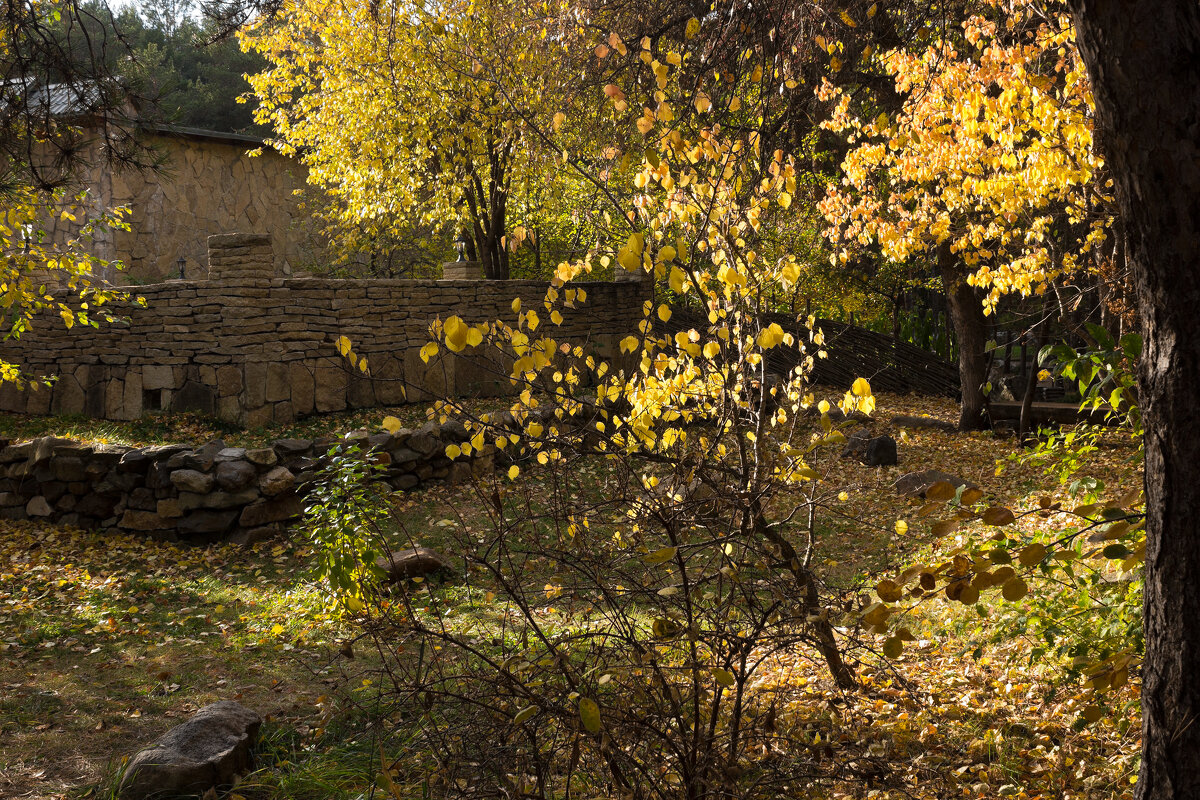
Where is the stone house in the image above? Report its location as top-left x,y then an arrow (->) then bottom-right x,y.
51,123 -> 324,282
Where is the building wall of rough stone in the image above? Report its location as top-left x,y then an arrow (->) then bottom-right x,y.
46,129 -> 323,282
0,235 -> 649,425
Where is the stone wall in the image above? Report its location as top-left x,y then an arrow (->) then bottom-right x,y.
0,234 -> 650,425
47,126 -> 323,282
0,420 -> 493,543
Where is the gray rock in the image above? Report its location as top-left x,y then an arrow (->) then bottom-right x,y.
157,498 -> 184,519
215,460 -> 256,491
272,438 -> 313,459
171,469 -> 214,494
0,492 -> 26,508
0,442 -> 32,463
841,429 -> 898,467
215,447 -> 248,463
245,448 -> 277,467
259,466 -> 295,497
440,417 -> 469,442
376,547 -> 455,583
389,473 -> 420,490
76,494 -> 117,518
388,447 -> 421,465
177,510 -> 240,537
239,495 -> 302,527
32,436 -> 76,465
25,496 -> 53,517
90,443 -> 134,467
52,457 -> 88,482
179,489 -> 261,512
893,469 -> 978,498
119,700 -> 261,800
408,430 -> 441,457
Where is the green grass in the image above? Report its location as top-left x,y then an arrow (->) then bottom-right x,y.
0,398 -> 509,449
0,392 -> 1146,800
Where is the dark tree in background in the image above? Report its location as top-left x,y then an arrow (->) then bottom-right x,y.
64,1 -> 268,134
1067,1 -> 1200,798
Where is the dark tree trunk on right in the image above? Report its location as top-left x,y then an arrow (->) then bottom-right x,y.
1066,2 -> 1200,798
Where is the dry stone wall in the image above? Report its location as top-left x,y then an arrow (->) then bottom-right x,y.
0,234 -> 649,426
0,419 -> 493,543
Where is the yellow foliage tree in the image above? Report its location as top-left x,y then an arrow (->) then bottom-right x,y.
242,0 -> 593,279
818,0 -> 1114,427
1,184 -> 132,385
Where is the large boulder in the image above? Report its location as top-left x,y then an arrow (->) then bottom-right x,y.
376,547 -> 455,583
119,701 -> 261,800
893,469 -> 978,498
841,429 -> 898,467
259,466 -> 296,497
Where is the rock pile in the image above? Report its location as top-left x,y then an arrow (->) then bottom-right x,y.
0,419 -> 493,544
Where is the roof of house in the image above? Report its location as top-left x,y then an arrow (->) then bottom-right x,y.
144,123 -> 269,148
7,81 -> 272,150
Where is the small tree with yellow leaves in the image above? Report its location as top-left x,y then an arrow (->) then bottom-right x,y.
311,15 -> 909,798
1,183 -> 132,385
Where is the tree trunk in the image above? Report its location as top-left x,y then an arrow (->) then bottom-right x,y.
1019,315 -> 1050,444
937,243 -> 990,430
1067,3 -> 1200,798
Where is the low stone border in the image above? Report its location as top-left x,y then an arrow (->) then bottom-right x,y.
0,419 -> 493,544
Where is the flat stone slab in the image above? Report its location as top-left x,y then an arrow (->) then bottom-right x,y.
893,469 -> 978,498
889,414 -> 959,433
377,547 -> 455,583
119,700 -> 261,800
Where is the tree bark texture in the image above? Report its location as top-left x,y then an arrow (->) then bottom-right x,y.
1067,2 -> 1200,797
937,243 -> 990,430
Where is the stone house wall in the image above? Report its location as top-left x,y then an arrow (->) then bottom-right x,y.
0,234 -> 650,426
46,126 -> 323,282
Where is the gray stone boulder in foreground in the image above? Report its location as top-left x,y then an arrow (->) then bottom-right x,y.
120,701 -> 261,800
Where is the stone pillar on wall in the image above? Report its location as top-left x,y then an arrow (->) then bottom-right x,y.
441,260 -> 484,280
208,233 -> 275,281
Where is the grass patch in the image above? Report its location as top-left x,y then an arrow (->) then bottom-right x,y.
0,392 -> 1145,799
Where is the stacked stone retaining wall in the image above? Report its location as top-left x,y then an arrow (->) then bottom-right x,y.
0,420 -> 493,544
0,234 -> 649,426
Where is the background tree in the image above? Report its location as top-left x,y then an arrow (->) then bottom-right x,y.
818,0 -> 1113,429
2,0 -> 145,385
55,2 -> 268,134
242,0 -> 598,279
